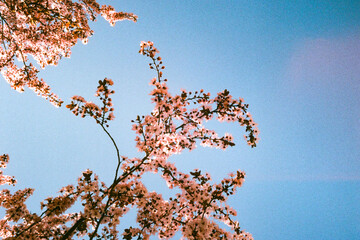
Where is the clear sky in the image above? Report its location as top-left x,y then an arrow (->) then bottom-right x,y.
1,1 -> 359,239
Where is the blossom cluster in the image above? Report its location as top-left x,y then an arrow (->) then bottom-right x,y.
0,154 -> 16,186
0,43 -> 258,239
66,78 -> 115,127
0,0 -> 137,106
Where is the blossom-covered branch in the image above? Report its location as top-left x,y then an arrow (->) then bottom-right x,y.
0,0 -> 137,106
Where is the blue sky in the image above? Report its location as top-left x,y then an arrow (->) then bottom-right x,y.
1,1 -> 359,239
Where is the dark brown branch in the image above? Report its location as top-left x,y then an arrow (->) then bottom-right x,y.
60,217 -> 86,240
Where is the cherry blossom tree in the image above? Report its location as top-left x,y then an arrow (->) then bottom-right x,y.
0,2 -> 259,239
1,41 -> 259,239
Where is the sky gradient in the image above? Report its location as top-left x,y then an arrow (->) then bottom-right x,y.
1,1 -> 359,239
